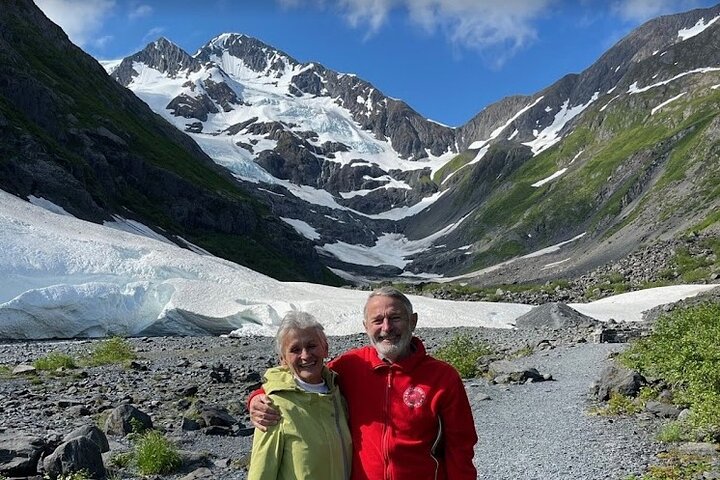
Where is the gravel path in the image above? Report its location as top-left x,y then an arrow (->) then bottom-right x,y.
468,343 -> 662,479
0,330 -> 665,479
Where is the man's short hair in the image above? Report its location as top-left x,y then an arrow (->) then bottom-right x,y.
275,311 -> 327,358
364,286 -> 414,319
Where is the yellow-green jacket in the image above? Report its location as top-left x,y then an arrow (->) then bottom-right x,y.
247,366 -> 352,480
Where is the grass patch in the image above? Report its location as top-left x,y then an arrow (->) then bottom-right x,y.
592,392 -> 643,416
434,334 -> 494,378
620,301 -> 720,440
625,452 -> 711,480
432,150 -> 477,184
134,430 -> 182,475
33,352 -> 77,371
83,337 -> 136,366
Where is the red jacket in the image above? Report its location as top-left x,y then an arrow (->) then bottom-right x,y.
328,337 -> 477,480
250,337 -> 478,480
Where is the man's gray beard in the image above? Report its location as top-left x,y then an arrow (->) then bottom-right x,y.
369,331 -> 412,360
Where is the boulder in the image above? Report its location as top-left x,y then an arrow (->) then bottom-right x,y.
593,364 -> 646,401
64,424 -> 110,453
42,437 -> 105,479
104,404 -> 153,436
0,433 -> 46,477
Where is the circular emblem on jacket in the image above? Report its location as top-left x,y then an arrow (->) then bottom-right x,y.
403,386 -> 426,408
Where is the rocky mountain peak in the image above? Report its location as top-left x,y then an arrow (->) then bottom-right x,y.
195,32 -> 298,77
113,37 -> 200,86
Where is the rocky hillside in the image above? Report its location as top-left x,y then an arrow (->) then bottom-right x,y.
0,0 -> 340,285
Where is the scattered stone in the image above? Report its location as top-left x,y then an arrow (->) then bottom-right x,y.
12,364 -> 36,375
592,364 -> 646,401
0,433 -> 46,477
104,404 -> 153,436
64,424 -> 110,453
42,437 -> 105,479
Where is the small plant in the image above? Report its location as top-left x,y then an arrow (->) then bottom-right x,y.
435,334 -> 493,378
33,352 -> 77,371
134,430 -> 182,475
656,421 -> 687,443
84,337 -> 136,366
627,452 -> 710,480
593,392 -> 643,416
109,451 -> 133,468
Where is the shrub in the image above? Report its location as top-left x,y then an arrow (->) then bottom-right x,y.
134,430 -> 181,475
620,302 -> 720,440
435,334 -> 493,378
84,337 -> 136,366
33,352 -> 77,371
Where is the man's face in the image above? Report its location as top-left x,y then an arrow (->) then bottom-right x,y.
363,295 -> 417,361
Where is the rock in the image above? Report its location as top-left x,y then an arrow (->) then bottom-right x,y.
644,401 -> 682,419
180,467 -> 214,480
0,433 -> 46,477
210,363 -> 232,383
12,364 -> 36,375
199,406 -> 237,427
64,424 -> 110,453
104,404 -> 153,436
488,360 -> 548,384
42,437 -> 105,479
593,364 -> 646,401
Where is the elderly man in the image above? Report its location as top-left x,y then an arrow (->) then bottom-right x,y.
249,286 -> 478,480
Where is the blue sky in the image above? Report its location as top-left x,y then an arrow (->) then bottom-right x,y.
36,0 -> 719,127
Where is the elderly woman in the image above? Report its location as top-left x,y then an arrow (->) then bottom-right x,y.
248,311 -> 352,480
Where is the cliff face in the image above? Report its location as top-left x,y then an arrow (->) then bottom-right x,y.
0,0 -> 341,284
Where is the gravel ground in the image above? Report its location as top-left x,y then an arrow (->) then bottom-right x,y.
468,343 -> 662,479
0,327 -> 665,479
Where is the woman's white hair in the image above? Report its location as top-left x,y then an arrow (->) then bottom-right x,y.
275,311 -> 328,358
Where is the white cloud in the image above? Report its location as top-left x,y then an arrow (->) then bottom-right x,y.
610,0 -> 704,23
277,0 -> 555,65
142,27 -> 166,44
35,0 -> 115,48
129,4 -> 153,20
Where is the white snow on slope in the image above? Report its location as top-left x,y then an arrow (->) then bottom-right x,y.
678,15 -> 720,41
318,214 -> 470,268
628,67 -> 720,94
0,191 -> 713,339
523,92 -> 599,155
531,168 -> 568,187
651,92 -> 686,115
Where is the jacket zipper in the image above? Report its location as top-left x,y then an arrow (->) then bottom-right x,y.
383,367 -> 393,480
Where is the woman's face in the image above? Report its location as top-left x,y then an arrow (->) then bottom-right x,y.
281,327 -> 328,384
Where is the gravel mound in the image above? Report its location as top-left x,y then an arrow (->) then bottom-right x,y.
514,302 -> 601,330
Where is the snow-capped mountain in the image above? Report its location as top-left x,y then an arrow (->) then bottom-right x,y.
108,4 -> 720,283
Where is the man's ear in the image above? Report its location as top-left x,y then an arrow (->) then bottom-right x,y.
410,312 -> 418,332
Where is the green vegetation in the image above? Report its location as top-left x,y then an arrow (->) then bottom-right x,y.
432,150 -> 477,184
32,352 -> 77,371
133,430 -> 182,475
83,337 -> 137,366
434,334 -> 494,378
592,392 -> 643,416
619,302 -> 720,440
625,452 -> 710,480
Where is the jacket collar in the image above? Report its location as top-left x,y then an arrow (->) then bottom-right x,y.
263,365 -> 338,394
368,336 -> 427,372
